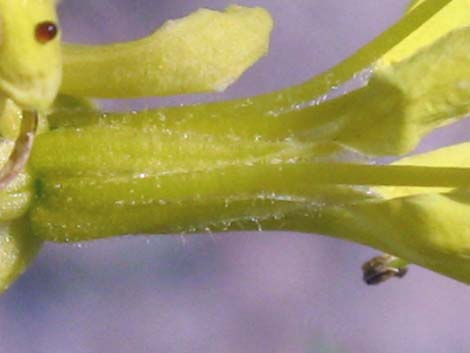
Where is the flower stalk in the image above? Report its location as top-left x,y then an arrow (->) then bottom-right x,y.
24,114 -> 470,242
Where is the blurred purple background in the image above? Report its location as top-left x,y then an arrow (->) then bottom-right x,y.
1,1 -> 470,353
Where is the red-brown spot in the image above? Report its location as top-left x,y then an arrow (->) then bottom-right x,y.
35,21 -> 59,44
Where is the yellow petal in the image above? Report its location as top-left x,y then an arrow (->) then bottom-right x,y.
381,0 -> 470,65
328,26 -> 470,155
60,5 -> 273,98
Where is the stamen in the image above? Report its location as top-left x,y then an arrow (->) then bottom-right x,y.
0,110 -> 38,189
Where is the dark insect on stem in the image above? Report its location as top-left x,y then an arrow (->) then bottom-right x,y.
362,254 -> 408,285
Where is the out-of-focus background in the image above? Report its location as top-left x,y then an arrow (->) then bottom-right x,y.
2,1 -> 470,352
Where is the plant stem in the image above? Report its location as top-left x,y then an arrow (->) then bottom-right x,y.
26,118 -> 470,243
259,0 -> 453,107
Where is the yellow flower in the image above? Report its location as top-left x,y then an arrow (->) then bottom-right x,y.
5,0 -> 470,292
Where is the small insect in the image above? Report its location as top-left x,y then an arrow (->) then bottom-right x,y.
362,254 -> 408,285
0,1 -> 62,188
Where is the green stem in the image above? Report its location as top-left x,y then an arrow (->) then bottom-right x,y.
234,163 -> 470,188
256,0 -> 452,107
26,116 -> 470,243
